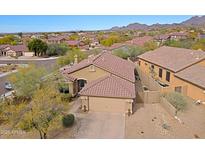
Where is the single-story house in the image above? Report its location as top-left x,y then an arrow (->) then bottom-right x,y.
126,36 -> 153,46
61,51 -> 136,114
0,44 -> 28,57
47,35 -> 67,44
137,46 -> 205,102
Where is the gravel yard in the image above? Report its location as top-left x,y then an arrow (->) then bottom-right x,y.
125,101 -> 205,139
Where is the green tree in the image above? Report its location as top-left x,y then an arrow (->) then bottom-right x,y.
144,41 -> 158,51
4,83 -> 68,139
0,35 -> 16,45
69,33 -> 79,40
57,48 -> 87,67
28,39 -> 48,56
46,43 -> 69,56
17,32 -> 23,38
8,65 -> 46,100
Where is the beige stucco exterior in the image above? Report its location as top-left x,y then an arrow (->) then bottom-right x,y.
137,58 -> 205,102
67,65 -> 110,96
69,65 -> 109,82
80,96 -> 133,114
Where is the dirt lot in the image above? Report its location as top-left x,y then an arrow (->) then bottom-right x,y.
125,101 -> 205,139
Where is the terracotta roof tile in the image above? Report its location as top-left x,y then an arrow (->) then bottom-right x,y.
138,46 -> 205,72
62,51 -> 136,82
79,75 -> 136,98
175,65 -> 205,89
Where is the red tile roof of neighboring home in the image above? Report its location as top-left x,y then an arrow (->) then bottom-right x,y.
48,35 -> 67,41
138,46 -> 205,72
66,40 -> 80,46
126,36 -> 153,46
175,65 -> 205,89
10,45 -> 28,52
154,34 -> 170,40
0,44 -> 28,52
79,75 -> 136,98
62,51 -> 136,82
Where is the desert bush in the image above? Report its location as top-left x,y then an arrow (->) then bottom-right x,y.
61,93 -> 72,102
62,114 -> 75,127
164,92 -> 187,115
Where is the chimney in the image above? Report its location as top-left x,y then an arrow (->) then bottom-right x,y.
74,54 -> 78,64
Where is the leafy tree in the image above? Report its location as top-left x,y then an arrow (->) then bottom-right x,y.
192,39 -> 205,51
0,35 -> 17,45
46,43 -> 69,56
17,32 -> 23,38
164,92 -> 187,115
144,41 -> 158,51
69,33 -> 79,40
164,39 -> 195,49
28,39 -> 48,56
8,65 -> 47,100
113,46 -> 145,60
57,48 -> 87,67
4,83 -> 68,139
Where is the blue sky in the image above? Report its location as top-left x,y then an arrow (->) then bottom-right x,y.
0,15 -> 192,33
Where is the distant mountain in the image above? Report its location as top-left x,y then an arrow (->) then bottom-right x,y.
110,16 -> 205,31
181,16 -> 205,26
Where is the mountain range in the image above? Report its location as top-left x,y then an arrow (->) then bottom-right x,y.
110,16 -> 205,31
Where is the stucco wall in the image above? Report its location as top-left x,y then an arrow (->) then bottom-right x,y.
69,65 -> 109,82
82,96 -> 133,114
137,59 -> 205,102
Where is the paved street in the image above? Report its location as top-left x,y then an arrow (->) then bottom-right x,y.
0,58 -> 58,96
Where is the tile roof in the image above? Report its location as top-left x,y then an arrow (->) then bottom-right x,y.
79,75 -> 136,98
126,36 -> 153,46
0,44 -> 28,52
62,51 -> 136,82
138,46 -> 205,72
175,65 -> 205,89
66,40 -> 80,46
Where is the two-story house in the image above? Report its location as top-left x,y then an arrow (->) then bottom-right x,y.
137,46 -> 205,102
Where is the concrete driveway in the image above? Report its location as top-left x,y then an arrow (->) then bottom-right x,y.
73,112 -> 125,139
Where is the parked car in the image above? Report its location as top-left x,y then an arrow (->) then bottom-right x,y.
4,82 -> 13,90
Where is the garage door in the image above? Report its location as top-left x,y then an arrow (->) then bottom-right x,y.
89,96 -> 128,113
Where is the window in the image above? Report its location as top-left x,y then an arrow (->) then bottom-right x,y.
138,60 -> 141,66
159,68 -> 163,78
166,71 -> 170,82
175,86 -> 182,93
151,64 -> 154,70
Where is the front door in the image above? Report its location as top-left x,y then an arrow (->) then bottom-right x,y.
77,79 -> 87,92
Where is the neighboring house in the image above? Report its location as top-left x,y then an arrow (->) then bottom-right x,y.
61,51 -> 136,114
168,32 -> 188,40
126,36 -> 153,46
47,35 -> 67,44
66,40 -> 80,48
154,32 -> 188,45
0,44 -> 28,57
137,46 -> 205,102
153,34 -> 170,46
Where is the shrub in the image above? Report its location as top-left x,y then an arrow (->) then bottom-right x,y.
164,92 -> 187,115
61,93 -> 72,102
62,114 -> 75,127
